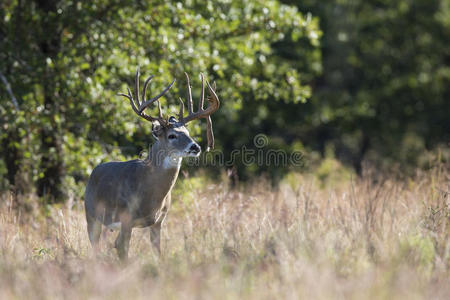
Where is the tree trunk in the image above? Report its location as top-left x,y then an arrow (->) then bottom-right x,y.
2,129 -> 21,191
353,133 -> 370,176
35,0 -> 65,202
37,93 -> 65,202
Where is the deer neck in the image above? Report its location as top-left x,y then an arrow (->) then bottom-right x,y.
147,141 -> 182,174
137,142 -> 181,207
140,142 -> 182,197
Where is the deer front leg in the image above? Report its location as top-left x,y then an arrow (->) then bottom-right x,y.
115,223 -> 132,260
150,222 -> 163,254
86,213 -> 102,248
150,211 -> 169,254
150,195 -> 171,254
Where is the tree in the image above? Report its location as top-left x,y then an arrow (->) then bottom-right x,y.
283,0 -> 450,174
0,0 -> 320,202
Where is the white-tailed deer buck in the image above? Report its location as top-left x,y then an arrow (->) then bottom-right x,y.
84,68 -> 220,259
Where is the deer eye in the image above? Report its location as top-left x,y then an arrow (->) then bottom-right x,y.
168,134 -> 177,140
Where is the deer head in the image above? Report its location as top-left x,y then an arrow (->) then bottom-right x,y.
118,68 -> 220,162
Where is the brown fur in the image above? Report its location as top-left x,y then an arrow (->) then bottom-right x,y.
84,122 -> 200,259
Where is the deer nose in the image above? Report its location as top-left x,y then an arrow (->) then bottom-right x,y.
189,143 -> 201,153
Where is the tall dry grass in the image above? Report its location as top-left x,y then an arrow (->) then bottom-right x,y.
0,168 -> 448,299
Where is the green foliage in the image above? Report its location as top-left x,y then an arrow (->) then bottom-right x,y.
315,157 -> 353,188
286,0 -> 450,173
0,0 -> 449,203
0,0 -> 319,201
399,234 -> 435,274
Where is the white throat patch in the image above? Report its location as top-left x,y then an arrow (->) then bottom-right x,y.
163,156 -> 182,169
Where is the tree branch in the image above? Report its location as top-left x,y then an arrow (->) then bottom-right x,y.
0,71 -> 19,110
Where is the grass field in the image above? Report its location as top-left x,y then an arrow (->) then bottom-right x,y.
0,168 -> 448,299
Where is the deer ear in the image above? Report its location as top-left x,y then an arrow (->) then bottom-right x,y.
152,121 -> 163,139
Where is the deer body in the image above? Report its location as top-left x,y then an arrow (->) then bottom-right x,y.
84,68 -> 219,259
85,156 -> 179,229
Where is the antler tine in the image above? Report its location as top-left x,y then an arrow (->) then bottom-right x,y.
141,75 -> 154,103
157,100 -> 163,119
135,67 -> 141,107
184,72 -> 193,114
138,78 -> 175,113
119,89 -> 157,122
118,68 -> 174,124
178,97 -> 184,121
205,116 -> 214,152
118,87 -> 140,115
199,73 -> 205,110
181,79 -> 220,123
180,73 -> 220,151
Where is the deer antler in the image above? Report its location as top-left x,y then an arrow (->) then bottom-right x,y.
118,67 -> 175,124
178,73 -> 220,151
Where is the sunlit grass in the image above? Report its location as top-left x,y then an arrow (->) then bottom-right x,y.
0,168 -> 449,299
